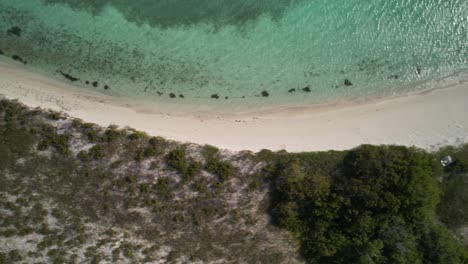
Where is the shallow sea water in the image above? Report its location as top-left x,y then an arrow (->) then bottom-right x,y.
0,0 -> 467,110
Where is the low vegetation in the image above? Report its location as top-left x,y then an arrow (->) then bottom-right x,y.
0,98 -> 292,263
0,98 -> 467,263
206,158 -> 234,182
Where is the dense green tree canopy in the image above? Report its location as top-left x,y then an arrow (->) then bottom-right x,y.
270,145 -> 467,264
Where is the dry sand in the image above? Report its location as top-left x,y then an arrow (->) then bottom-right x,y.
1,59 -> 467,152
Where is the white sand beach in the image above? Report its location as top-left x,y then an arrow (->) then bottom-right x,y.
1,59 -> 467,152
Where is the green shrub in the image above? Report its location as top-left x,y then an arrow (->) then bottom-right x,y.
167,251 -> 176,262
438,173 -> 468,229
29,203 -> 47,224
419,224 -> 467,264
126,175 -> 136,184
201,145 -> 219,160
103,126 -> 123,143
149,136 -> 164,146
128,131 -> 148,141
165,149 -> 187,174
1,228 -> 16,237
136,144 -> 160,162
38,222 -> 50,235
112,248 -> 121,261
140,183 -> 150,193
211,181 -> 223,195
149,137 -> 167,153
144,145 -> 159,157
89,145 -> 105,160
80,123 -> 99,142
150,161 -> 159,170
155,177 -> 171,196
135,149 -> 145,162
0,124 -> 37,161
206,158 -> 234,182
8,250 -> 22,262
81,123 -> 94,129
37,125 -> 70,154
142,245 -> 158,262
111,159 -> 123,169
255,149 -> 276,161
248,178 -> 260,191
53,134 -> 70,154
77,150 -> 91,162
68,254 -> 79,263
48,111 -> 61,120
193,179 -> 209,195
121,243 -> 134,259
86,129 -> 98,142
71,118 -> 83,128
37,140 -> 50,151
185,161 -> 202,180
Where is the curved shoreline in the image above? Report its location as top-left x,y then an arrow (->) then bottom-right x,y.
1,60 -> 467,152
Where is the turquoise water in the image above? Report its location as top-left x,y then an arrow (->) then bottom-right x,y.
0,0 -> 467,109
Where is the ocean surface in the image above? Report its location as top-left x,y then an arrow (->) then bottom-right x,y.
0,0 -> 467,110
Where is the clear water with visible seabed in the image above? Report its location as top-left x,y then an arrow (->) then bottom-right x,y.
0,0 -> 467,110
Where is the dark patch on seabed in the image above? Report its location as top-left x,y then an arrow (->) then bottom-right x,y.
7,26 -> 21,37
58,70 -> 79,82
0,3 -> 227,97
12,54 -> 27,64
344,79 -> 353,86
40,0 -> 305,29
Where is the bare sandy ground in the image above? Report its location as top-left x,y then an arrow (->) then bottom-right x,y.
1,60 -> 467,152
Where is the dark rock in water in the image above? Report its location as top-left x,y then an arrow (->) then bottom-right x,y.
416,66 -> 421,75
7,26 -> 21,37
225,96 -> 228,99
85,81 -> 90,85
12,55 -> 26,64
261,90 -> 269,97
169,93 -> 176,98
242,96 -> 245,99
302,86 -> 311,92
104,85 -> 110,90
157,91 -> 163,96
344,79 -> 353,86
179,94 -> 184,98
211,94 -> 220,99
288,88 -> 296,93
58,70 -> 79,82
388,74 -> 399,80
92,81 -> 98,87
0,49 -> 4,55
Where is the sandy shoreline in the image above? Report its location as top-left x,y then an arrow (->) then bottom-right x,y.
1,60 -> 467,152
